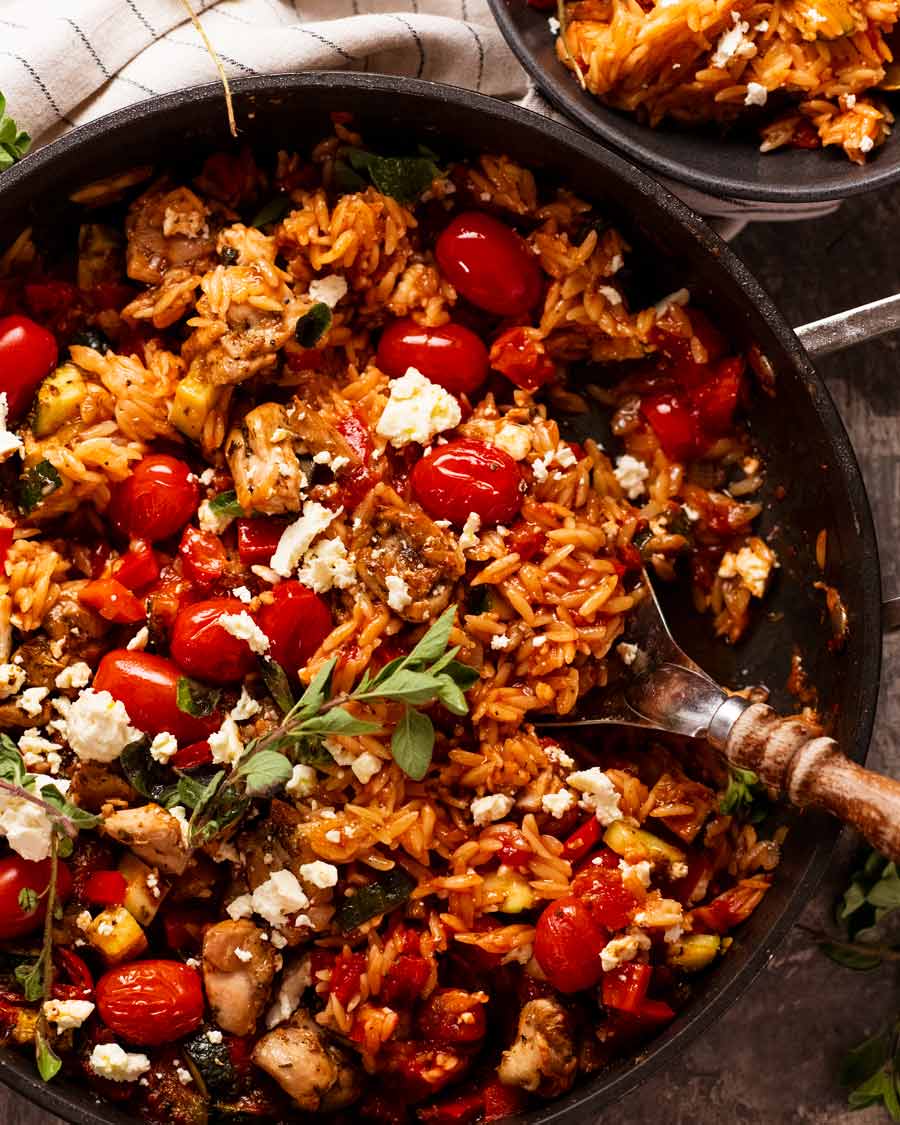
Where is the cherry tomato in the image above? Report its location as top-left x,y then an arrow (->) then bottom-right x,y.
107,454 -> 199,542
337,411 -> 374,463
93,649 -> 220,743
96,960 -> 204,1045
179,525 -> 227,586
641,392 -> 699,462
435,212 -> 541,317
602,961 -> 652,1013
0,314 -> 58,421
492,825 -> 532,870
337,463 -> 378,512
145,572 -> 198,632
379,954 -> 430,1007
417,988 -> 487,1044
53,947 -> 94,1001
328,953 -> 368,1007
0,524 -> 13,567
256,581 -> 332,677
114,540 -> 160,591
691,883 -> 768,933
236,517 -> 286,567
170,740 -> 213,770
506,522 -> 545,562
82,870 -> 128,908
411,439 -> 522,527
24,281 -> 77,320
489,327 -> 555,391
170,597 -> 260,684
691,357 -> 743,435
79,578 -> 146,624
572,864 -> 638,931
483,1077 -> 527,1121
377,319 -> 489,396
534,895 -> 606,993
0,856 -> 72,941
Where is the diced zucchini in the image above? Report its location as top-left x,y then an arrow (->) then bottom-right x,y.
18,459 -> 62,514
171,373 -> 219,442
119,852 -> 169,926
604,820 -> 686,866
86,906 -> 148,964
77,223 -> 123,290
12,1008 -> 38,1045
667,933 -> 721,972
184,1027 -> 237,1097
482,870 -> 535,914
32,363 -> 87,438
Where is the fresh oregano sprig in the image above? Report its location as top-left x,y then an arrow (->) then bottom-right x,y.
0,93 -> 31,172
719,765 -> 769,825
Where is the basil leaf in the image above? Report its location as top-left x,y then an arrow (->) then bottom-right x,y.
164,772 -> 215,811
177,676 -> 222,718
868,866 -> 900,911
336,865 -> 416,932
841,1029 -> 892,1089
391,706 -> 434,781
261,658 -> 295,716
0,734 -> 27,787
295,302 -> 332,348
437,659 -> 480,692
333,158 -> 368,194
120,739 -> 171,800
250,195 -> 292,228
297,708 -> 381,737
234,749 -> 293,797
208,490 -> 245,520
18,460 -> 62,514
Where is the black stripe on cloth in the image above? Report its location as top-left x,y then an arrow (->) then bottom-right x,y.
0,50 -> 73,124
462,23 -> 485,91
410,0 -> 420,11
123,0 -> 157,38
0,17 -> 27,29
212,7 -> 359,63
460,0 -> 469,19
167,36 -> 258,75
116,74 -> 160,97
62,18 -> 112,78
389,14 -> 425,78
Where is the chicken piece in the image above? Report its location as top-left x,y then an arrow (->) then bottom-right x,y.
252,1010 -> 363,1111
351,487 -> 465,623
498,997 -> 577,1097
69,761 -> 136,814
125,184 -> 217,284
102,804 -> 191,875
202,919 -> 279,1037
285,401 -> 358,468
226,404 -> 307,515
42,588 -> 110,662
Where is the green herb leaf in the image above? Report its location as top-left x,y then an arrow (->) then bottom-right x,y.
338,146 -> 441,204
14,958 -> 43,1002
234,749 -> 293,797
250,196 -> 292,228
18,460 -> 62,514
261,658 -> 295,715
867,864 -> 900,911
0,734 -> 27,787
391,706 -> 434,781
296,708 -> 381,737
35,1028 -> 61,1083
336,865 -> 417,932
0,92 -> 31,172
370,669 -> 444,706
39,784 -> 100,831
207,490 -> 245,520
403,605 -> 457,666
841,1028 -> 893,1088
177,676 -> 222,719
295,656 -> 337,717
188,769 -> 250,847
821,941 -> 884,971
295,302 -> 332,348
719,765 -> 769,824
17,887 -> 38,914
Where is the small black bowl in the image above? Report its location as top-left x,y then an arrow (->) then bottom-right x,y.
487,0 -> 900,203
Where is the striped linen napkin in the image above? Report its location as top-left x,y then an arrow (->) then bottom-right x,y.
0,0 -> 838,235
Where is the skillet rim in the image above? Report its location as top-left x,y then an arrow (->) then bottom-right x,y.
0,71 -> 883,1125
486,0 -> 900,204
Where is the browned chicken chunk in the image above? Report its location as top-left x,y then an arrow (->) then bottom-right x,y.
286,401 -> 358,468
252,1010 -> 363,1111
202,919 -> 279,1037
102,804 -> 191,875
498,997 -> 577,1097
226,403 -> 307,515
351,486 -> 465,623
125,185 -> 217,284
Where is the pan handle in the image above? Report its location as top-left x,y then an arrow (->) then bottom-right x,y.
794,293 -> 900,359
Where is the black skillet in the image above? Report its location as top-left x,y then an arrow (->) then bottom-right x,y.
0,73 -> 883,1124
487,0 -> 900,203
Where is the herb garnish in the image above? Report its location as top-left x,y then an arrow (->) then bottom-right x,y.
250,196 -> 293,229
334,145 -> 442,204
0,93 -> 31,171
719,765 -> 769,824
176,676 -> 222,718
207,490 -> 245,520
295,302 -> 332,348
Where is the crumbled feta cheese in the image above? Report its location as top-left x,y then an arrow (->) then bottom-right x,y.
43,998 -> 95,1030
206,1029 -> 223,1044
567,768 -> 622,825
297,535 -> 355,593
860,135 -> 874,153
805,6 -> 826,21
664,924 -> 684,943
300,860 -> 339,889
614,454 -> 650,500
66,688 -> 140,762
744,81 -> 768,106
234,946 -> 253,963
90,1042 -> 151,1082
490,633 -> 511,651
231,687 -> 261,723
219,611 -> 270,655
598,285 -> 623,305
176,1065 -> 193,1086
494,423 -> 532,461
717,540 -> 775,597
286,763 -> 317,798
471,793 -> 515,827
352,751 -> 383,785
548,15 -> 560,33
458,512 -> 482,552
682,503 -> 701,522
376,367 -> 462,448
618,642 -> 639,666
541,789 -> 575,818
198,498 -> 234,535
844,93 -> 856,108
531,455 -> 550,483
324,828 -> 342,844
544,743 -> 575,770
168,805 -> 191,847
619,859 -> 652,888
0,392 -> 24,461
149,731 -> 179,764
653,287 -> 691,315
554,445 -> 578,469
199,468 -> 216,486
386,574 -> 412,613
76,910 -> 93,931
126,626 -> 149,651
209,715 -> 244,767
531,635 -> 547,649
669,861 -> 689,881
308,275 -> 348,308
710,14 -> 755,69
232,585 -> 252,603
249,870 -> 310,927
54,662 -> 92,691
226,894 -> 253,920
0,664 -> 26,700
755,19 -> 769,30
17,686 -> 49,717
271,501 -> 338,577
609,253 -> 624,274
600,929 -> 652,972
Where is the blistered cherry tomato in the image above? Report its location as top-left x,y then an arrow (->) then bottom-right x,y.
96,960 -> 204,1045
236,517 -> 286,567
0,314 -> 58,421
179,525 -> 227,586
256,581 -> 332,677
170,740 -> 213,770
572,863 -> 638,931
560,817 -> 602,863
435,212 -> 541,317
79,578 -> 146,624
489,327 -> 555,391
417,988 -> 487,1044
534,895 -> 606,993
602,961 -> 652,1013
377,319 -> 489,396
114,540 -> 160,591
337,411 -> 373,463
94,649 -> 220,743
170,597 -> 259,684
0,856 -> 72,940
411,439 -> 522,527
641,392 -> 698,462
82,870 -> 128,908
107,454 -> 199,542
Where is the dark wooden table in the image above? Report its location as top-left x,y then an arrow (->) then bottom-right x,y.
4,187 -> 899,1125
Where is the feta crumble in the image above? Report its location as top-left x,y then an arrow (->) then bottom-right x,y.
296,536 -> 355,593
149,731 -> 179,764
271,501 -> 338,577
490,633 -> 511,651
860,135 -> 874,153
66,689 -> 140,762
541,789 -> 575,818
494,423 -> 532,461
43,998 -> 95,1030
471,793 -> 515,827
710,14 -> 755,69
352,751 -> 383,785
618,642 -> 639,666
375,367 -> 462,448
90,1042 -> 151,1082
744,81 -> 768,107
567,768 -> 622,825
126,626 -> 149,651
600,928 -> 652,972
286,763 -> 317,798
654,287 -> 691,316
246,870 -> 310,927
386,574 -> 412,614
717,539 -> 776,597
232,585 -> 253,603
219,611 -> 270,655
0,664 -> 26,700
544,743 -> 575,770
198,498 -> 234,535
300,860 -> 339,889
231,687 -> 261,722
0,392 -> 24,461
614,454 -> 650,500
17,686 -> 49,717
209,715 -> 244,767
458,512 -> 482,552
619,858 -> 652,888
308,275 -> 348,308
54,662 -> 92,691
234,947 -> 253,963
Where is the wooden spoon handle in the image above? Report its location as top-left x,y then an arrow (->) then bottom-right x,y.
724,703 -> 900,862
